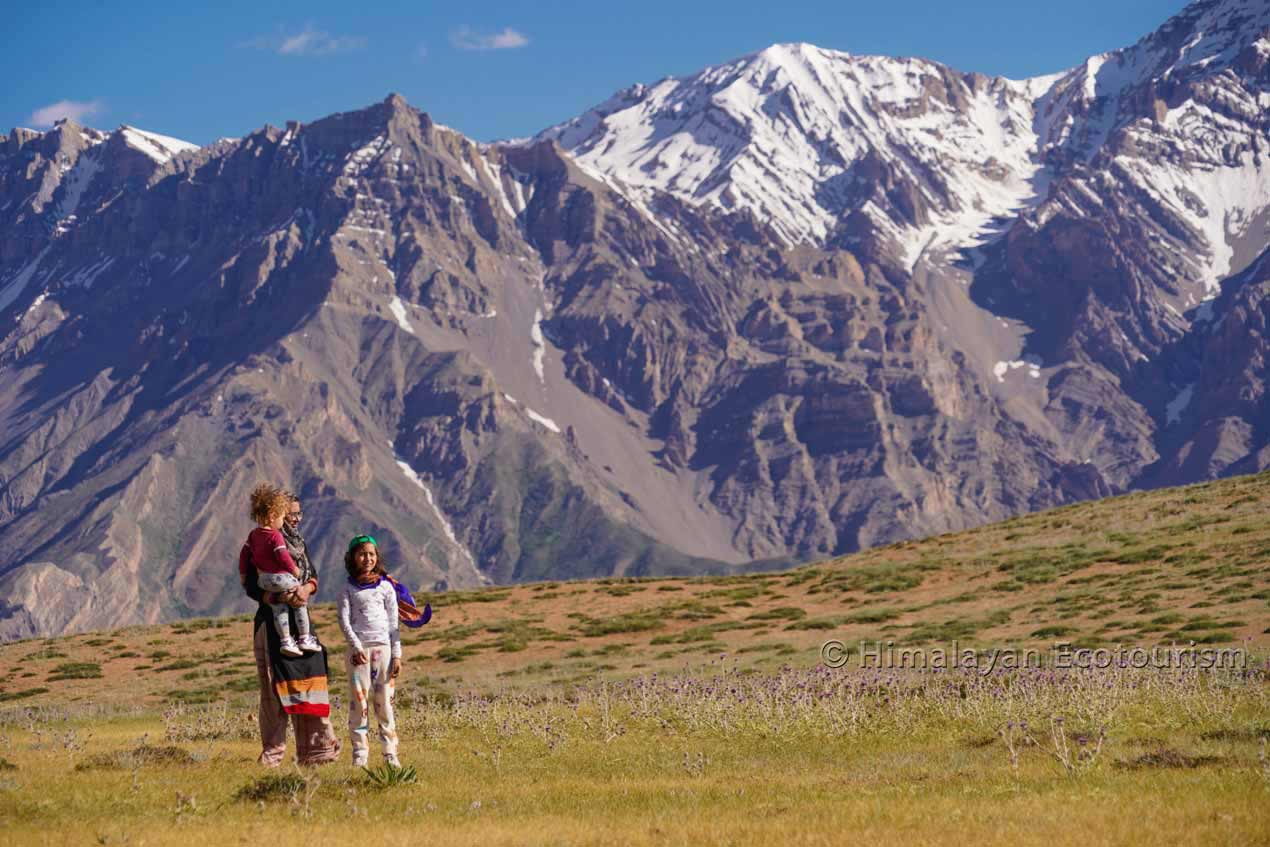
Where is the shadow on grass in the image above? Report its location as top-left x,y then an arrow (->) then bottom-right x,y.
1113,748 -> 1231,770
233,772 -> 309,802
75,744 -> 196,771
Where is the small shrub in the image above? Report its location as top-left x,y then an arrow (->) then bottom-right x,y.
746,606 -> 806,622
1032,626 -> 1077,638
234,772 -> 309,802
164,688 -> 221,704
844,608 -> 899,624
1175,630 -> 1235,644
436,645 -> 481,663
364,761 -> 418,788
785,617 -> 842,631
0,687 -> 49,702
47,662 -> 101,681
576,610 -> 663,637
601,585 -> 647,597
673,602 -> 725,621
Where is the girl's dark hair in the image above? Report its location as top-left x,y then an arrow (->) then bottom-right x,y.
344,542 -> 387,579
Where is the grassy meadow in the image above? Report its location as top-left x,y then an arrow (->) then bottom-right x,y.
1,471 -> 1268,845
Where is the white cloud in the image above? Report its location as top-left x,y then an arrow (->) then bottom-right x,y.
240,24 -> 366,57
450,26 -> 529,51
28,99 -> 105,127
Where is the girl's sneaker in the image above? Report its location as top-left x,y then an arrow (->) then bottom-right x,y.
298,635 -> 321,653
279,638 -> 303,657
386,755 -> 401,768
352,754 -> 368,768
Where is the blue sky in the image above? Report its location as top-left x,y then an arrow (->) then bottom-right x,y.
5,0 -> 1189,144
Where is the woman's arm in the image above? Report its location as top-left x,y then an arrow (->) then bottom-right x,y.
287,548 -> 318,607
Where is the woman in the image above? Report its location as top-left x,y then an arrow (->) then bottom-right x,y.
243,492 -> 341,766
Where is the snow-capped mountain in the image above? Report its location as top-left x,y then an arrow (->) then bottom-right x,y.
543,0 -> 1268,293
540,0 -> 1270,484
1032,0 -> 1270,295
541,44 -> 1054,268
0,0 -> 1267,638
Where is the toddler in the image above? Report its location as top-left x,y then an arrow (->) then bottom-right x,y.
239,484 -> 321,657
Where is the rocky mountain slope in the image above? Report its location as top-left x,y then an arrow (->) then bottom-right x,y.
0,0 -> 1267,638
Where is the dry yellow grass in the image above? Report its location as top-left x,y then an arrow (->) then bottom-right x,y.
1,471 -> 1268,845
1,705 -> 1267,847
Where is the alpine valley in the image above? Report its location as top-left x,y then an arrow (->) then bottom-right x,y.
1,0 -> 1267,638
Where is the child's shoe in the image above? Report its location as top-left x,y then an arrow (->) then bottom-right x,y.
352,754 -> 368,768
386,754 -> 401,768
298,635 -> 321,653
279,638 -> 303,657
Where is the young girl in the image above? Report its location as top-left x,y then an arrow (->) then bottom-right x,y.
337,534 -> 402,767
238,484 -> 321,657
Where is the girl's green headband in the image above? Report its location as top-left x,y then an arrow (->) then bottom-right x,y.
348,534 -> 378,553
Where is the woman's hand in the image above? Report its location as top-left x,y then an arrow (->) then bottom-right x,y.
286,583 -> 314,608
390,657 -> 401,679
351,649 -> 369,666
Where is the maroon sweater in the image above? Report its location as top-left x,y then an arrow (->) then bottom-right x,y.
238,527 -> 299,581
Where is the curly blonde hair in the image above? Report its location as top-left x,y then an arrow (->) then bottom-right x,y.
249,483 -> 291,525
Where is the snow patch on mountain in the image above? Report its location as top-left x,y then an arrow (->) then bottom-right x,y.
395,456 -> 474,564
120,127 -> 199,163
1097,113 -> 1270,293
53,151 -> 101,224
525,407 -> 561,433
0,248 -> 51,315
389,296 -> 414,334
530,307 -> 546,381
343,136 -> 389,177
993,357 -> 1042,383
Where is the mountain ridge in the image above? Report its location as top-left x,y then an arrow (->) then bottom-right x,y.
1,0 -> 1267,639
